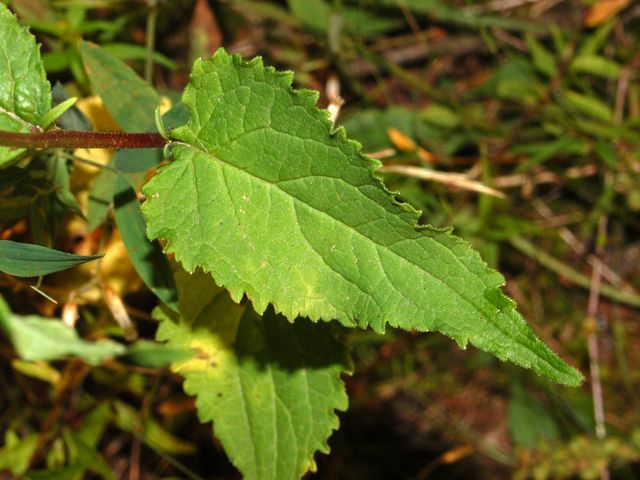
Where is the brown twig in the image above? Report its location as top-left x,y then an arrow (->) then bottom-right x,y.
0,130 -> 166,150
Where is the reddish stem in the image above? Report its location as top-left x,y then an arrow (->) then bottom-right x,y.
0,130 -> 167,150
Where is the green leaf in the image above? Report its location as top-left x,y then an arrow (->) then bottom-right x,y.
0,240 -> 102,277
113,175 -> 178,309
570,55 -> 621,80
154,268 -> 350,480
79,40 -> 159,132
525,33 -> 557,78
0,296 -> 125,364
40,96 -> 78,129
0,3 -> 51,167
564,90 -> 614,123
142,49 -> 582,386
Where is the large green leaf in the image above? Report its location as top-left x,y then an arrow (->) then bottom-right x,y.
0,240 -> 102,277
142,49 -> 582,386
0,3 -> 52,167
154,268 -> 350,480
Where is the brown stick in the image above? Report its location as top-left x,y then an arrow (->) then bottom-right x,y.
0,130 -> 166,150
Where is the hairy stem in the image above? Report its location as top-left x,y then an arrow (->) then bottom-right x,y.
0,130 -> 167,150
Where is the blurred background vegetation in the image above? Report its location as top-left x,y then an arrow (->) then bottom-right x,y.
1,0 -> 640,478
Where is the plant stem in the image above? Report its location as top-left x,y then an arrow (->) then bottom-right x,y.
145,0 -> 158,83
0,130 -> 166,150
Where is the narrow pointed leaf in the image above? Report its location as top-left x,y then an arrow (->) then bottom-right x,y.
154,269 -> 350,480
0,240 -> 102,277
0,3 -> 51,167
142,49 -> 582,386
113,175 -> 178,310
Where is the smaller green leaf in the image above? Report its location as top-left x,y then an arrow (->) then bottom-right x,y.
79,40 -> 159,133
525,33 -> 557,78
0,296 -> 125,364
113,176 -> 178,309
570,55 -> 621,80
0,240 -> 102,277
564,90 -> 614,123
40,96 -> 78,129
